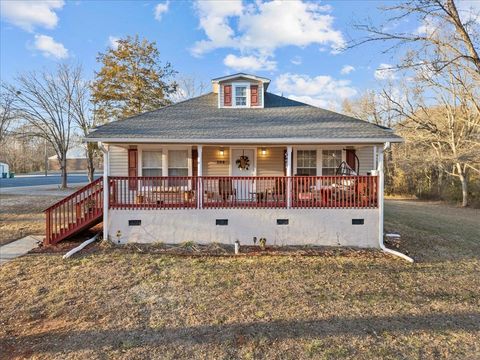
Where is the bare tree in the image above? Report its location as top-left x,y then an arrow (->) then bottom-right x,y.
171,75 -> 209,103
68,66 -> 99,183
0,89 -> 16,144
351,0 -> 480,77
3,64 -> 79,188
341,85 -> 399,127
384,63 -> 480,206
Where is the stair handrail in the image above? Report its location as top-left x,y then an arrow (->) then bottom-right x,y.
43,177 -> 103,213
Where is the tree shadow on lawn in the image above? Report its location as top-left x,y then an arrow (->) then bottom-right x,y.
3,311 -> 479,355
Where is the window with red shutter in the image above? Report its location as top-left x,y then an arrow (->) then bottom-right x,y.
250,85 -> 259,106
224,85 -> 232,106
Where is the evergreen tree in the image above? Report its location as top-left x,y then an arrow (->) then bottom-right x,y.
92,35 -> 177,123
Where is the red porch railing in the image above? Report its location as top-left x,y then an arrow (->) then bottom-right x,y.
202,176 -> 287,208
108,176 -> 378,210
44,177 -> 103,245
291,176 -> 377,209
109,176 -> 197,209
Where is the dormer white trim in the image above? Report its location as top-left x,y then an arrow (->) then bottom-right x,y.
212,73 -> 270,91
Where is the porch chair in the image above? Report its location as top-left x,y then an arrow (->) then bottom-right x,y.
218,178 -> 236,202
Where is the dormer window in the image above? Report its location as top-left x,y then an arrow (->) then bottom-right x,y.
212,73 -> 271,109
234,85 -> 247,107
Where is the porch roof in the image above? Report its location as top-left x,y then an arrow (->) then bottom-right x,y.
86,92 -> 402,144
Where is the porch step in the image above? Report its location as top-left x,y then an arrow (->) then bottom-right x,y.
44,178 -> 104,245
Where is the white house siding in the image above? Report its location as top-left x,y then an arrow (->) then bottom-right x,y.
203,146 -> 230,176
357,146 -> 375,175
108,208 -> 379,248
109,145 -> 128,176
256,147 -> 284,176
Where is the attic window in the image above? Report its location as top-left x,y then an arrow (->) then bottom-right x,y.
235,86 -> 247,106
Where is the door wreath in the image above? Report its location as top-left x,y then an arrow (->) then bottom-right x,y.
236,150 -> 250,170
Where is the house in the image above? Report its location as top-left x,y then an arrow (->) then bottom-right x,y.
48,145 -> 103,172
44,73 -> 402,249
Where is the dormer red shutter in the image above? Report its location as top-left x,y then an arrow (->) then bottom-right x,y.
224,85 -> 232,106
250,85 -> 259,106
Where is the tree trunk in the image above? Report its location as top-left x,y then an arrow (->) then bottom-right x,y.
456,163 -> 468,207
458,173 -> 468,207
86,144 -> 95,183
60,157 -> 68,189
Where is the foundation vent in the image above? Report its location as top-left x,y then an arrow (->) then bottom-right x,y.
352,219 -> 364,225
216,219 -> 228,226
277,219 -> 289,225
129,220 -> 141,226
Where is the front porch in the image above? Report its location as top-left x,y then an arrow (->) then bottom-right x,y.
108,175 -> 378,209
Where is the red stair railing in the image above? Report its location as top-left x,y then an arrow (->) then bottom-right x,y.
44,177 -> 103,245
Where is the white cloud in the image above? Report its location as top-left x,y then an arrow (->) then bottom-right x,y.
340,65 -> 355,75
191,0 -> 243,56
154,1 -> 170,21
223,54 -> 276,71
291,56 -> 302,65
191,0 -> 345,58
275,73 -> 357,111
33,34 -> 68,59
108,36 -> 120,50
374,63 -> 397,80
0,0 -> 64,32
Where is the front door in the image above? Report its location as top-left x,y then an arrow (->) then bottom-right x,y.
231,148 -> 255,200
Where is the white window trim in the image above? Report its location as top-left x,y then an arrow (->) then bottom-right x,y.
233,82 -> 250,108
138,145 -> 192,177
168,149 -> 190,177
294,146 -> 346,176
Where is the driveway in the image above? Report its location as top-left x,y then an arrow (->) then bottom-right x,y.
0,174 -> 101,188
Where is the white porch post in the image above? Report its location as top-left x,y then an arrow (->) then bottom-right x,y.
377,145 -> 384,247
197,145 -> 203,209
286,145 -> 292,208
102,144 -> 109,241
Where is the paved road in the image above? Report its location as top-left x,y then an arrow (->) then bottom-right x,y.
0,174 -> 101,188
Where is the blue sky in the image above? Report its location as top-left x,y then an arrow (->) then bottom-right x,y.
0,0 -> 428,110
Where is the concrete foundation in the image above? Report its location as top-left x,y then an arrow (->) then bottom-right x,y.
108,208 -> 379,248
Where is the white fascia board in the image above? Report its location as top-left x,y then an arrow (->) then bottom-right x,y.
85,137 -> 404,144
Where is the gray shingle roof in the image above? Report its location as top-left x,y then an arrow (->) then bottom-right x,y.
87,92 -> 402,143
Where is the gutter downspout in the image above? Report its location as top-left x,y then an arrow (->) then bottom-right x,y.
377,142 -> 414,263
99,143 -> 109,242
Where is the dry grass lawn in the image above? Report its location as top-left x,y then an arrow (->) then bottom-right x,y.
0,200 -> 479,359
0,194 -> 65,245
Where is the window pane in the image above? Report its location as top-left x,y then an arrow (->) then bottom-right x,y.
143,168 -> 162,177
322,150 -> 342,175
236,97 -> 246,106
168,150 -> 188,168
142,151 -> 162,168
297,168 -> 316,176
236,86 -> 246,96
235,86 -> 247,106
168,168 -> 188,177
297,150 -> 316,176
322,168 -> 336,176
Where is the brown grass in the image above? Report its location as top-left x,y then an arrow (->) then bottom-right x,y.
0,200 -> 479,359
0,194 -> 64,245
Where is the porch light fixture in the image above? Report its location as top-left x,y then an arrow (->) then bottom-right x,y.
219,147 -> 224,156
261,147 -> 267,155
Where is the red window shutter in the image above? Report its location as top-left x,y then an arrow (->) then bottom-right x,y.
128,148 -> 138,189
346,149 -> 356,172
250,85 -> 259,106
224,85 -> 232,106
